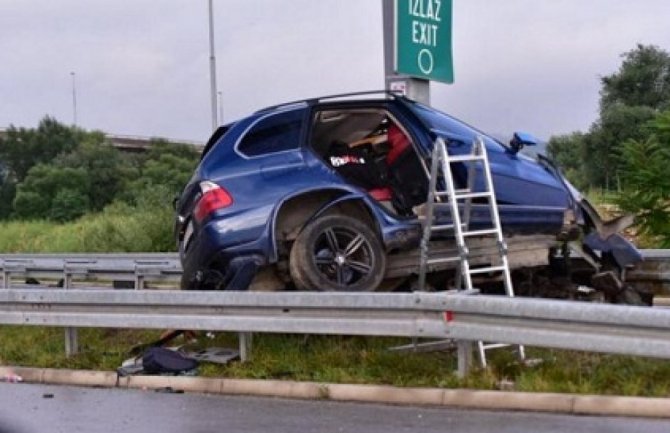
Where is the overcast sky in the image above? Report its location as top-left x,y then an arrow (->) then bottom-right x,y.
1,0 -> 669,143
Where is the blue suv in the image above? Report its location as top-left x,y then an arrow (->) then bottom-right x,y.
174,92 -> 641,300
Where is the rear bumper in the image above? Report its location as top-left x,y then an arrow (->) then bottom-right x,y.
179,219 -> 269,290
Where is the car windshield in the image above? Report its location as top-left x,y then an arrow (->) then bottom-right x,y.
409,102 -> 507,150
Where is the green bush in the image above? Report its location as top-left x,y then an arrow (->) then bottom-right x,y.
0,202 -> 176,253
50,189 -> 91,223
615,110 -> 670,247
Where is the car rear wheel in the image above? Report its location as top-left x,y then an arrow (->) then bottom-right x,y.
289,214 -> 386,291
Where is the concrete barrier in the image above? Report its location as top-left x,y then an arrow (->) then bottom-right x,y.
2,366 -> 670,418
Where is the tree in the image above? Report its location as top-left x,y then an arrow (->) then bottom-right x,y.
582,104 -> 656,189
600,44 -> 670,112
50,188 -> 90,222
546,132 -> 587,189
0,163 -> 15,219
122,153 -> 198,206
54,134 -> 132,211
548,44 -> 670,191
3,117 -> 200,222
13,164 -> 90,220
117,139 -> 199,206
615,110 -> 670,246
0,117 -> 80,182
0,180 -> 16,220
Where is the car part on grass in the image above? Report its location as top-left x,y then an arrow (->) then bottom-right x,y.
184,347 -> 239,365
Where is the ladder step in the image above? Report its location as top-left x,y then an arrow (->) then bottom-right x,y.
481,343 -> 510,350
431,224 -> 457,231
434,191 -> 493,200
428,222 -> 467,232
462,228 -> 499,237
426,256 -> 461,265
454,191 -> 492,200
468,265 -> 507,275
447,154 -> 485,163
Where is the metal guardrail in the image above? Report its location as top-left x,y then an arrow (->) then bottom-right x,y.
627,249 -> 670,295
4,249 -> 668,292
2,251 -> 670,376
1,247 -> 669,297
0,253 -> 183,356
0,253 -> 178,261
1,289 -> 670,376
0,253 -> 181,289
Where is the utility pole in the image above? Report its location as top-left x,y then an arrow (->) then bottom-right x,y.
208,0 -> 218,131
70,71 -> 78,126
382,0 -> 430,104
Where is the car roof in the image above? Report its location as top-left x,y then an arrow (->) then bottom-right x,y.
254,90 -> 408,114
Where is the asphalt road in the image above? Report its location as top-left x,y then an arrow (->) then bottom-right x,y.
0,383 -> 668,433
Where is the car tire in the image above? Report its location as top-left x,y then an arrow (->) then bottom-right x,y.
289,214 -> 386,291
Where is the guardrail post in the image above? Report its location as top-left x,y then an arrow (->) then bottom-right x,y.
239,332 -> 253,362
134,265 -> 145,290
1,261 -> 26,289
63,270 -> 79,357
456,340 -> 473,378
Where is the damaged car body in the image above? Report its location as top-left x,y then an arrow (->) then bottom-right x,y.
174,91 -> 646,303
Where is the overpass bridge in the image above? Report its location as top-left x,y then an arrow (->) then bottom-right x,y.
102,133 -> 205,153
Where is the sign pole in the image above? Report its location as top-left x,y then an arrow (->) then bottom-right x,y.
208,0 -> 218,132
382,0 -> 430,104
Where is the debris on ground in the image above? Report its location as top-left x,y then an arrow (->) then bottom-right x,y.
118,347 -> 198,377
154,387 -> 184,394
117,343 -> 239,378
1,372 -> 23,383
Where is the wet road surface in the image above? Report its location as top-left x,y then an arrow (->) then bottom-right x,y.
0,383 -> 668,433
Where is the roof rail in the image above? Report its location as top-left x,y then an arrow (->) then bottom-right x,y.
256,90 -> 404,113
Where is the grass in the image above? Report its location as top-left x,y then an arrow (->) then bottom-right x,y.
0,203 -> 174,253
2,326 -> 670,397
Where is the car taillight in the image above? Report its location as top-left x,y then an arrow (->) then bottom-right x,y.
193,181 -> 233,222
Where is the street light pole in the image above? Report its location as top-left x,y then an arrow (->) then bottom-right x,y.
208,0 -> 218,131
217,91 -> 224,124
70,71 -> 77,126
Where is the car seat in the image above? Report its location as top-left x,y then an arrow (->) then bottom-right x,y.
385,123 -> 427,215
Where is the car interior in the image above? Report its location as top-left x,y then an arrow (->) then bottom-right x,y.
310,108 -> 428,217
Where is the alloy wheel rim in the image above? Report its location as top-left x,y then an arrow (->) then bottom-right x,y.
313,226 -> 374,288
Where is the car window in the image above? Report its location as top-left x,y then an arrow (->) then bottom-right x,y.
237,109 -> 303,157
201,124 -> 231,160
409,102 -> 507,150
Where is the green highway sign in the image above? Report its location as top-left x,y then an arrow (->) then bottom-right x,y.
395,0 -> 453,83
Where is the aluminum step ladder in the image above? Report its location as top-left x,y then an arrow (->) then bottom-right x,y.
418,136 -> 525,368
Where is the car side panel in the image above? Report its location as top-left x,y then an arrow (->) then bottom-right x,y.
445,136 -> 570,207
